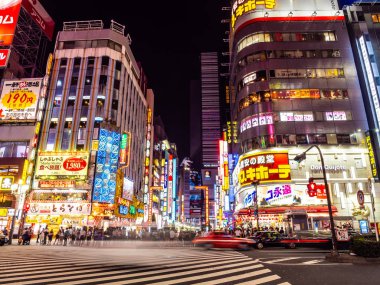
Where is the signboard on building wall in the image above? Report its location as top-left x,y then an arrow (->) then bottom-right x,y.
238,150 -> 291,186
0,49 -> 10,68
0,79 -> 42,121
35,152 -> 89,177
28,202 -> 91,215
122,177 -> 133,201
21,0 -> 55,40
0,0 -> 22,46
0,176 -> 14,190
93,128 -> 120,203
119,132 -> 131,166
366,131 -> 379,181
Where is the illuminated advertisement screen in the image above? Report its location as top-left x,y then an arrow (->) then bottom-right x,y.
238,150 -> 291,186
0,79 -> 42,121
35,152 -> 89,177
93,129 -> 121,203
0,0 -> 22,46
122,177 -> 133,201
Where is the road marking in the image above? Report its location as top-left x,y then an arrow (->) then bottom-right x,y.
278,282 -> 292,285
195,269 -> 272,285
235,274 -> 282,284
265,257 -> 300,264
302,259 -> 324,265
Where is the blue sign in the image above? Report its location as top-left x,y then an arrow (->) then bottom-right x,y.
93,129 -> 121,203
244,190 -> 257,207
359,220 -> 370,234
119,205 -> 128,215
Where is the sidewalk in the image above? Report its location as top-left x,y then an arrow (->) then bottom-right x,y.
15,239 -> 195,249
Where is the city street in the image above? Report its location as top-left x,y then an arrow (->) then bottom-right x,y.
0,243 -> 379,285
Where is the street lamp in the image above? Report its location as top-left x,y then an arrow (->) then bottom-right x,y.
294,145 -> 339,256
195,186 -> 209,231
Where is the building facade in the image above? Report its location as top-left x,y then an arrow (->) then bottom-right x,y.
229,0 -> 375,233
26,20 -> 147,233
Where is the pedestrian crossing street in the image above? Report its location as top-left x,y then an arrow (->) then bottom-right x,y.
0,246 -> 291,285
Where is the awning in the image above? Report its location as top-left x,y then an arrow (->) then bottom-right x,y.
235,205 -> 338,216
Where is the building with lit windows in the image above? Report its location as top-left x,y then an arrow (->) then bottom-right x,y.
26,20 -> 148,232
229,0 -> 375,233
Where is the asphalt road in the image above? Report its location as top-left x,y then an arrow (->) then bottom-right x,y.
0,242 -> 378,285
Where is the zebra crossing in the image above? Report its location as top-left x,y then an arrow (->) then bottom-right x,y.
256,256 -> 343,266
0,246 -> 291,285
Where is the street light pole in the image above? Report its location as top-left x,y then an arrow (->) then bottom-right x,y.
294,145 -> 339,256
251,180 -> 259,230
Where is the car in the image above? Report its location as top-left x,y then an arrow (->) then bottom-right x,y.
192,231 -> 255,250
0,232 -> 6,246
249,231 -> 294,249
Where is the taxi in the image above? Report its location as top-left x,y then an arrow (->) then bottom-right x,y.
192,231 -> 255,250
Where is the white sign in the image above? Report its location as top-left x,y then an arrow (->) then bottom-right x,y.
28,202 -> 91,215
336,229 -> 349,241
0,79 -> 42,121
35,152 -> 89,177
122,177 -> 134,201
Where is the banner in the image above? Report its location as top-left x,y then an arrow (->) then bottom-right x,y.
28,202 -> 91,215
0,79 -> 42,121
35,152 -> 89,177
0,0 -> 22,46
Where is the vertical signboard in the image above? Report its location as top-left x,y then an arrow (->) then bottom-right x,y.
0,49 -> 10,68
366,131 -> 379,181
93,128 -> 121,203
119,132 -> 130,166
167,155 -> 173,215
0,0 -> 22,46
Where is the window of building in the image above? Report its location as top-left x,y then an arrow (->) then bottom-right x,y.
0,142 -> 29,158
372,14 -> 380,23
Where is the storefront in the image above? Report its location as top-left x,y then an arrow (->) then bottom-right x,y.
233,146 -> 373,233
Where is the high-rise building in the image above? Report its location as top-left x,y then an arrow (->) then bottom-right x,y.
229,0 -> 374,233
201,52 -> 221,169
28,20 -> 148,230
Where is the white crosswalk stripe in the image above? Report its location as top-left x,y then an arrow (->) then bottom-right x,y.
0,246 -> 291,285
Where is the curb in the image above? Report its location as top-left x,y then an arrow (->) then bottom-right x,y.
325,253 -> 380,264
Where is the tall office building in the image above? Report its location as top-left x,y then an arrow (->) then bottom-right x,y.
201,52 -> 221,169
27,20 -> 148,230
229,0 -> 374,232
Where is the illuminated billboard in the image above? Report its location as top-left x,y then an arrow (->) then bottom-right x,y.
21,0 -> 55,40
238,150 -> 291,186
0,79 -> 42,121
0,0 -> 22,46
0,49 -> 10,68
28,202 -> 91,215
93,128 -> 121,203
35,152 -> 89,177
119,132 -> 131,166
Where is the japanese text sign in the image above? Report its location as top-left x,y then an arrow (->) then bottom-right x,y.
238,151 -> 291,186
35,152 -> 89,177
0,49 -> 10,68
0,79 -> 42,121
231,0 -> 276,29
28,202 -> 91,215
0,0 -> 22,46
366,131 -> 379,180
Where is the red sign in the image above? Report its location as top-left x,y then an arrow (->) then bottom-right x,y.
63,157 -> 87,172
238,151 -> 291,186
0,0 -> 22,46
0,49 -> 10,68
307,182 -> 327,199
357,190 -> 365,206
21,0 -> 55,40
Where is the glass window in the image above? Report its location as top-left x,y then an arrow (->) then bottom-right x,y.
316,69 -> 326,78
372,14 -> 379,23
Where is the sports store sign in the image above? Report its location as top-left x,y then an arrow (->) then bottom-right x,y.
35,152 -> 89,177
0,79 -> 42,121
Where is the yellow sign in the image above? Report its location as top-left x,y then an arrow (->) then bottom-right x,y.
232,0 -> 276,29
0,176 -> 14,190
0,208 -> 8,217
1,90 -> 37,110
92,140 -> 99,151
366,132 -> 378,179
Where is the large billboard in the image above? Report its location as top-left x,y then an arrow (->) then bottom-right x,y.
35,152 -> 89,177
0,0 -> 22,46
231,0 -> 341,31
28,202 -> 91,215
93,128 -> 121,203
21,0 -> 55,40
238,150 -> 291,186
0,79 -> 42,121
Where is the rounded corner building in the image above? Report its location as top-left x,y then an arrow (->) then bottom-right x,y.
229,0 -> 377,233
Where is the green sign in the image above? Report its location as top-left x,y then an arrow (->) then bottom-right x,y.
129,205 -> 136,215
120,133 -> 128,150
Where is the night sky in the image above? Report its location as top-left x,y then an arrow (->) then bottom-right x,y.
39,0 -> 227,160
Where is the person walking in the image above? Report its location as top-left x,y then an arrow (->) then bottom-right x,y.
47,230 -> 53,245
53,229 -> 60,245
63,228 -> 70,246
86,228 -> 92,246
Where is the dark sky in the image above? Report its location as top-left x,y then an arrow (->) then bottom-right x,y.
39,0 -> 226,160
